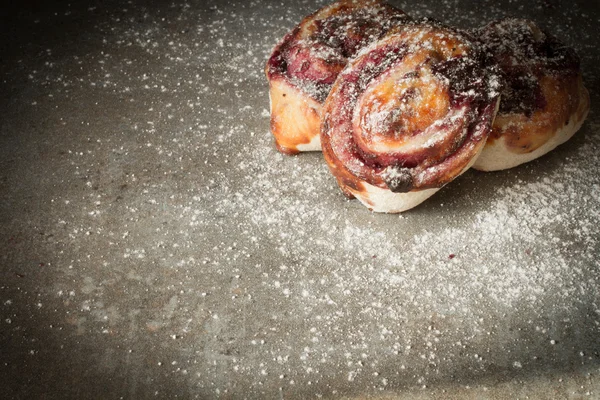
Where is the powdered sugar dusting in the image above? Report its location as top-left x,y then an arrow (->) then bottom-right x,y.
1,0 -> 599,398
210,118 -> 600,393
267,0 -> 411,102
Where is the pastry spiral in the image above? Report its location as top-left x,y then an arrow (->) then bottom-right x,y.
321,21 -> 500,213
265,0 -> 410,154
472,18 -> 590,171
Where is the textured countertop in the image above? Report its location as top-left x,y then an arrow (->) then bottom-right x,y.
1,0 -> 599,398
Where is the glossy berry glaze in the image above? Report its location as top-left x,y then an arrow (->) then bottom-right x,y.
473,18 -> 587,154
265,1 -> 410,154
321,20 -> 500,197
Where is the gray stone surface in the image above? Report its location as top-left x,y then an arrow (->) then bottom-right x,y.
1,0 -> 599,398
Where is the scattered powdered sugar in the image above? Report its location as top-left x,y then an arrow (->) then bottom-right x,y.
1,1 -> 599,398
208,118 -> 600,394
236,125 -> 600,315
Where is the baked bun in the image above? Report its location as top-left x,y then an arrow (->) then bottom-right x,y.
472,18 -> 590,171
265,0 -> 410,154
321,20 -> 500,213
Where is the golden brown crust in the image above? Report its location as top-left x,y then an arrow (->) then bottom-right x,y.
489,74 -> 584,153
472,18 -> 590,171
268,78 -> 322,155
473,78 -> 589,171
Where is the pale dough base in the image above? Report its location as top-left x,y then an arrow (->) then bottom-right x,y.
473,87 -> 590,172
347,147 -> 483,213
296,133 -> 321,152
353,184 -> 440,213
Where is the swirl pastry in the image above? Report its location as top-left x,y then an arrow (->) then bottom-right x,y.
472,18 -> 590,171
321,21 -> 500,213
265,0 -> 410,154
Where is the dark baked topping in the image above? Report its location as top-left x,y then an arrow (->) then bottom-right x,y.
321,20 -> 500,192
473,18 -> 580,116
267,1 -> 410,103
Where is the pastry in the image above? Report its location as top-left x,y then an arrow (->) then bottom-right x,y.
265,0 -> 410,154
321,20 -> 500,212
472,18 -> 590,171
